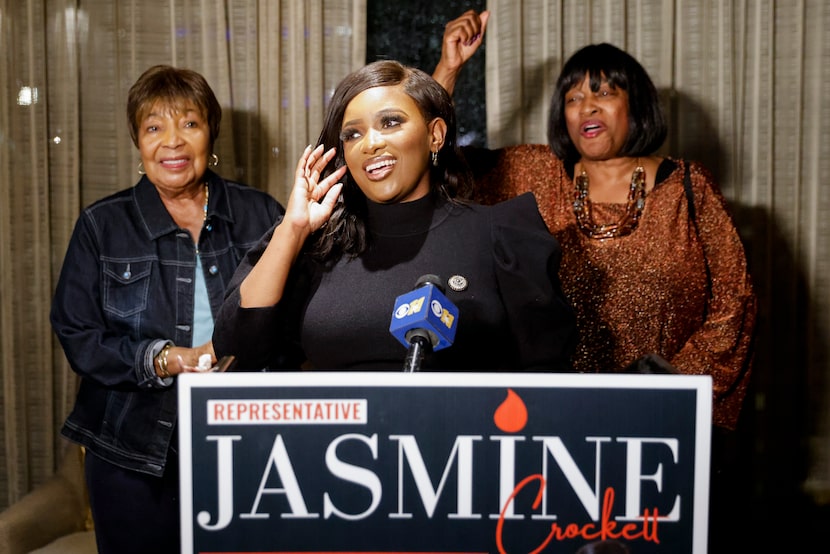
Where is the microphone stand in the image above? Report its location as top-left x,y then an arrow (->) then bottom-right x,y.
403,329 -> 433,373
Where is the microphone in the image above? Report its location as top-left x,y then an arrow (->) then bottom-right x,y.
389,274 -> 459,373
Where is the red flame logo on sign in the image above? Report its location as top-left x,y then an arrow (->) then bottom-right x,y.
494,389 -> 528,433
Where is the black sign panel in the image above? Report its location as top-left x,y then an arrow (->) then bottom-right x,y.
178,372 -> 711,553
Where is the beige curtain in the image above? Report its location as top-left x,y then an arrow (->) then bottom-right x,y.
486,0 -> 830,505
0,0 -> 364,509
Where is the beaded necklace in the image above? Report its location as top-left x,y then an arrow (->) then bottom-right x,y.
196,183 -> 209,255
572,160 -> 645,240
202,183 -> 209,221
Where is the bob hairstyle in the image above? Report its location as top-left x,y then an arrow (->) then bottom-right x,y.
311,59 -> 471,262
547,43 -> 667,167
126,65 -> 222,151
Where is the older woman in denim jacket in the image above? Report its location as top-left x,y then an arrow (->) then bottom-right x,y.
50,65 -> 283,554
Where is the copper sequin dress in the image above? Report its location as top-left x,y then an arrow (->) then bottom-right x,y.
465,144 -> 757,429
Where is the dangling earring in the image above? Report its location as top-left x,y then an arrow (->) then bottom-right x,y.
431,150 -> 439,167
210,153 -> 219,167
137,162 -> 145,175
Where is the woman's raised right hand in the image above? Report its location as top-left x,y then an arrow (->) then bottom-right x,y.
284,144 -> 346,236
433,9 -> 490,94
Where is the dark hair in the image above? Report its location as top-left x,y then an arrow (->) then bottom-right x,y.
547,43 -> 667,167
126,65 -> 222,150
311,59 -> 471,262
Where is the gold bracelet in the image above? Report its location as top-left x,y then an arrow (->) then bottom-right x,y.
157,344 -> 172,379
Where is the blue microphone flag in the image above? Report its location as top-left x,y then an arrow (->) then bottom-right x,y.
389,281 -> 459,351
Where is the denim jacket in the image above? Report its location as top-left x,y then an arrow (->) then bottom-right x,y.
51,171 -> 283,476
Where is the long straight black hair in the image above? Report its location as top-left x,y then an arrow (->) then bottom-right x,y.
310,60 -> 471,263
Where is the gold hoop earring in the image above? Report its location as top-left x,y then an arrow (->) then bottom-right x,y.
137,162 -> 145,175
210,153 -> 219,167
431,151 -> 439,167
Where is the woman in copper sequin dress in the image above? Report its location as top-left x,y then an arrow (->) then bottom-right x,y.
433,10 -> 756,431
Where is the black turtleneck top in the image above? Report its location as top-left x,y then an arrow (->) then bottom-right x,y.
214,192 -> 576,372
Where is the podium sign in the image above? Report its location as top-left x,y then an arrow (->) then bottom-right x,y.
178,372 -> 711,553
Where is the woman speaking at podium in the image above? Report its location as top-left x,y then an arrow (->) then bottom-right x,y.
213,60 -> 576,373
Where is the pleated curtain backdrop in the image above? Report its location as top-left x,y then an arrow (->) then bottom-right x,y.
0,0 -> 364,508
485,0 -> 830,506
